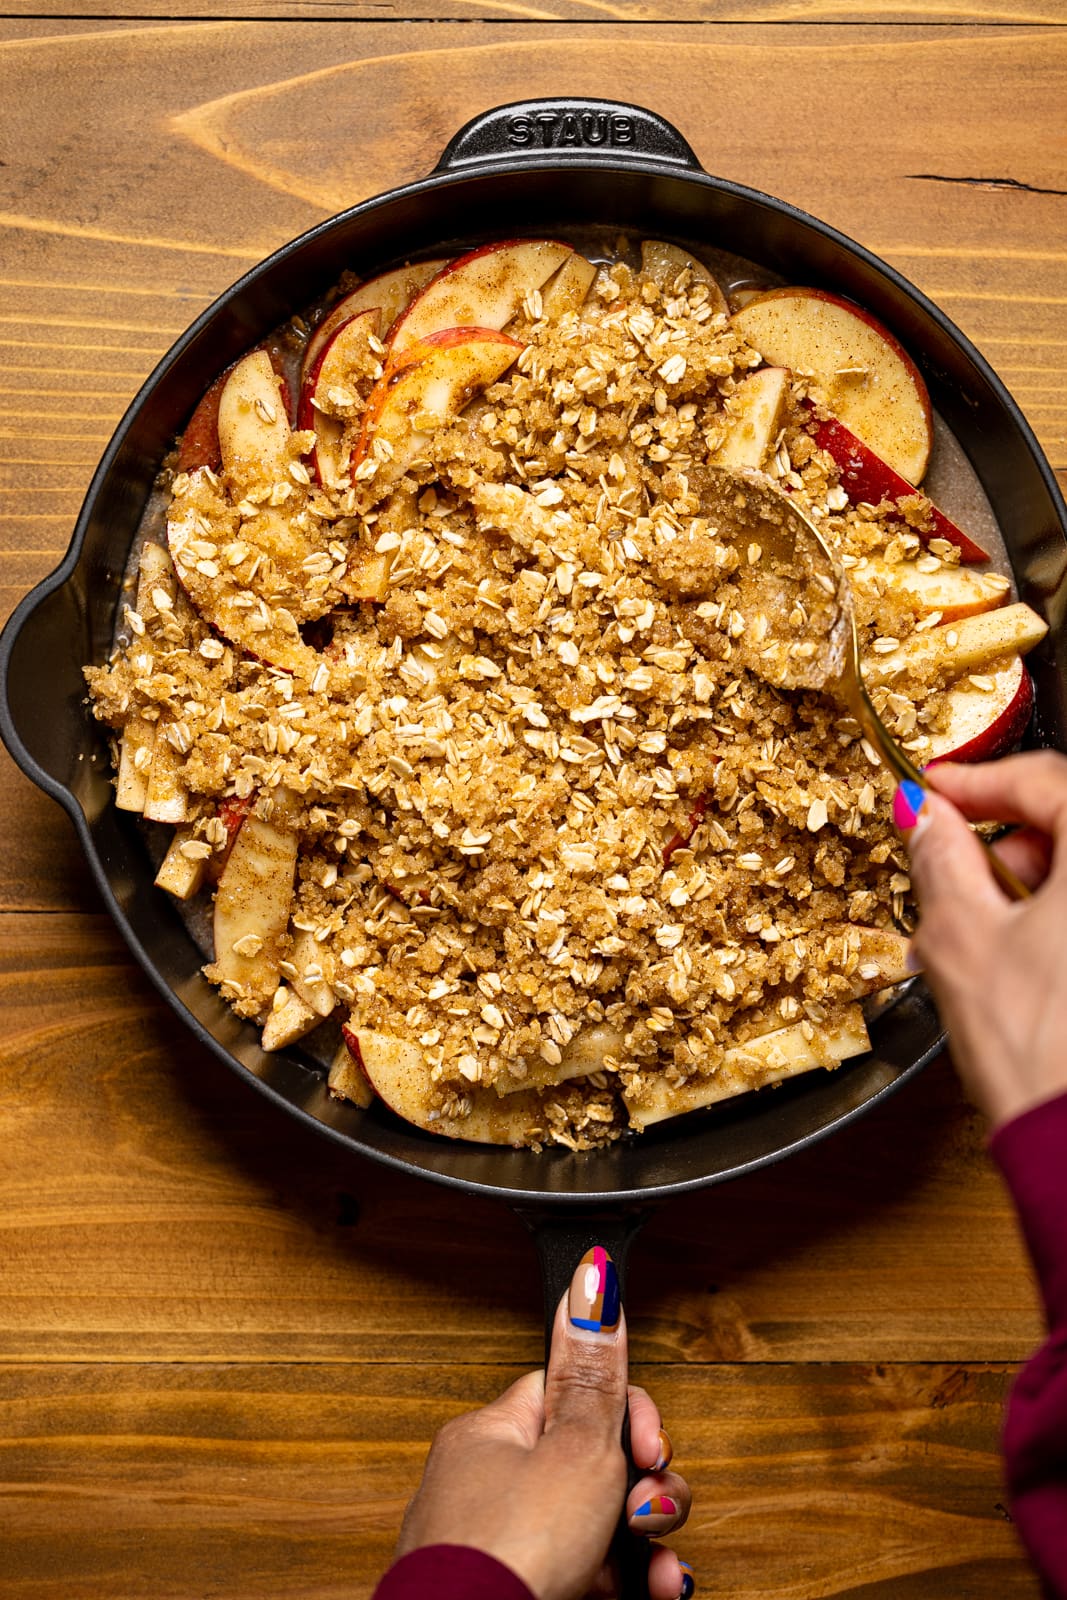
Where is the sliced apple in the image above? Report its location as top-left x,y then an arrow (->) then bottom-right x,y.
852,554 -> 1010,620
640,241 -> 728,315
353,328 -> 524,491
154,828 -> 208,900
217,349 -> 292,493
261,986 -> 320,1052
540,251 -> 597,319
328,1029 -> 375,1109
205,794 -> 253,884
115,717 -> 155,812
662,794 -> 709,867
207,813 -> 299,1010
810,408 -> 989,563
495,1023 -> 626,1096
925,655 -> 1034,764
297,308 -> 379,488
624,1005 -> 870,1132
864,602 -> 1047,690
142,734 -> 188,824
288,927 -> 337,1018
350,1028 -> 546,1145
711,367 -> 790,471
176,367 -> 229,474
388,240 -> 571,357
302,260 -> 446,380
347,548 -> 393,602
835,925 -> 913,996
733,288 -> 932,484
168,496 -> 321,680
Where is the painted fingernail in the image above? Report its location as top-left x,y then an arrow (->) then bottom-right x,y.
569,1245 -> 620,1333
653,1426 -> 674,1472
892,778 -> 928,835
631,1493 -> 679,1534
905,940 -> 922,975
678,1560 -> 696,1599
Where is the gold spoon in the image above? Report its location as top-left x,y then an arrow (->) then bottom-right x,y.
696,465 -> 1029,901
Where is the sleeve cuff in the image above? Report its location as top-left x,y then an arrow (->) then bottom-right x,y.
373,1545 -> 536,1600
989,1087 -> 1067,1329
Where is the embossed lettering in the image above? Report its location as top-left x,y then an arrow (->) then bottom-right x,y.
505,108 -> 641,150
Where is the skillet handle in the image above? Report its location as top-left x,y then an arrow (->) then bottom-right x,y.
516,1207 -> 653,1600
435,98 -> 702,173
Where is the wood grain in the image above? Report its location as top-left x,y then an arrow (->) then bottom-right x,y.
0,912 -> 1042,1365
0,1362 -> 1040,1600
3,1 -> 1065,20
1,17 -> 1064,917
0,14 -> 1062,1598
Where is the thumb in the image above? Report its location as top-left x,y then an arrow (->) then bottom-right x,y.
894,777 -> 1004,933
543,1246 -> 629,1455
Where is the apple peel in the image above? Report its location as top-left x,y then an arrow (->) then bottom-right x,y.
810,407 -> 989,563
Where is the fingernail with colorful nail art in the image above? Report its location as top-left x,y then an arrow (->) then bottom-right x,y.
631,1493 -> 679,1534
677,1559 -> 696,1598
653,1427 -> 673,1472
569,1245 -> 620,1333
892,778 -> 928,835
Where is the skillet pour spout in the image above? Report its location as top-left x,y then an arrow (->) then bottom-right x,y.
2,94 -> 1064,1210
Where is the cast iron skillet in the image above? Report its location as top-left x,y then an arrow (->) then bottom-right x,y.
3,97 -> 1067,1585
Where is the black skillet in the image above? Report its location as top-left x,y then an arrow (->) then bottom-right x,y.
3,98 -> 1066,1594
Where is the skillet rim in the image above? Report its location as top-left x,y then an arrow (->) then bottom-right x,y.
2,122 -> 1064,1205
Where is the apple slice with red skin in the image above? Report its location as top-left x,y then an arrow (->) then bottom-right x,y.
328,1030 -> 374,1109
388,239 -> 572,357
624,1005 -> 870,1131
711,367 -> 789,471
925,655 -> 1034,764
733,288 -> 933,484
204,793 -> 252,884
353,327 -> 524,490
809,407 -> 989,563
296,308 -> 379,487
852,554 -> 1010,620
301,259 -> 446,381
178,351 -> 292,476
346,1027 -> 546,1144
176,368 -> 229,474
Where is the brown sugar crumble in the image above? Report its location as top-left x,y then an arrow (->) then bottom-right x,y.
85,247 -> 961,1151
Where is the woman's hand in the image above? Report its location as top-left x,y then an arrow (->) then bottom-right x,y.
895,752 -> 1067,1128
393,1246 -> 693,1600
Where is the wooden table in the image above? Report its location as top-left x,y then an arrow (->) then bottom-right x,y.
1,7 -> 1064,1596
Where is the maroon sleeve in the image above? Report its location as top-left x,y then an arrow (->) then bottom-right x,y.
372,1545 -> 536,1600
990,1090 -> 1067,1598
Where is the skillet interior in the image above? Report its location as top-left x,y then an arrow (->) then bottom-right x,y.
5,136 -> 1067,1205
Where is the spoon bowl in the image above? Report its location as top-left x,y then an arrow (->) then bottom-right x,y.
696,464 -> 1029,899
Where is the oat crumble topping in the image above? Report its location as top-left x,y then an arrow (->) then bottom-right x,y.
85,245 -> 1005,1150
